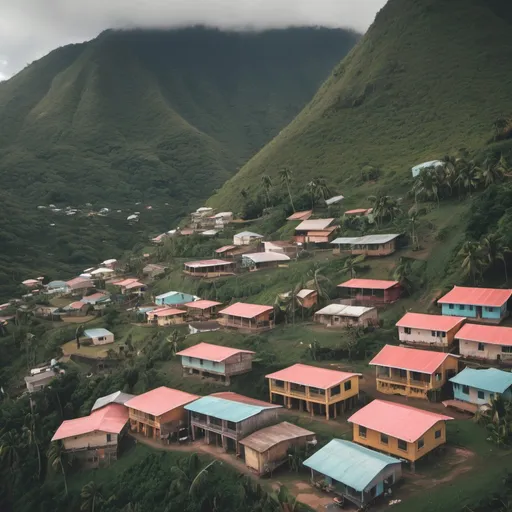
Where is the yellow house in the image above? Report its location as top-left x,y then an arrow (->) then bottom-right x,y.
146,307 -> 187,326
266,363 -> 361,420
348,400 -> 453,469
370,344 -> 460,400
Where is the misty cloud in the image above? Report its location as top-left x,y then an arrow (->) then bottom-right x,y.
0,0 -> 386,79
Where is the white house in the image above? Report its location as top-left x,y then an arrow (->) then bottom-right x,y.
233,231 -> 264,246
84,328 -> 115,346
411,160 -> 444,178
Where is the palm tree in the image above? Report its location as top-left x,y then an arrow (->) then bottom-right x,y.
368,194 -> 402,225
279,168 -> 295,212
412,169 -> 441,205
482,233 -> 509,283
81,481 -> 104,512
454,161 -> 481,196
47,441 -> 69,495
458,241 -> 486,284
261,175 -> 273,208
0,430 -> 21,474
408,205 -> 426,251
23,332 -> 36,369
315,178 -> 333,204
393,257 -> 414,294
306,265 -> 332,302
23,411 -> 42,480
171,455 -> 221,496
481,158 -> 505,187
306,180 -> 318,209
273,486 -> 300,512
76,324 -> 85,349
166,330 -> 182,356
341,255 -> 366,278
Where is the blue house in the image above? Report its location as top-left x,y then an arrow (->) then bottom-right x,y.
303,439 -> 402,508
438,286 -> 512,324
154,291 -> 196,307
449,368 -> 512,409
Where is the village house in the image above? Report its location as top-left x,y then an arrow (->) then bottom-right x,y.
91,390 -> 135,412
154,291 -> 196,307
190,207 -> 215,228
240,422 -> 316,476
90,267 -> 116,279
66,276 -> 95,295
102,259 -> 118,270
188,321 -> 221,335
314,304 -> 378,328
331,234 -> 400,257
241,252 -> 291,271
33,304 -> 60,319
296,289 -> 318,308
370,345 -> 459,400
287,210 -> 313,221
338,279 -> 403,305
294,218 -> 337,244
396,312 -> 465,350
438,286 -> 512,324
303,439 -> 402,508
25,369 -> 57,392
51,403 -> 129,468
218,302 -> 275,331
344,208 -> 373,217
142,263 -> 168,279
215,245 -> 247,258
111,278 -> 145,295
349,400 -> 453,468
176,342 -> 255,384
183,300 -> 222,320
448,368 -> 512,413
455,323 -> 512,362
151,233 -> 168,244
212,211 -> 233,228
62,301 -> 89,317
325,195 -> 345,206
46,280 -> 69,294
80,292 -> 111,307
263,240 -> 298,257
83,328 -> 115,346
233,231 -> 264,246
266,363 -> 361,419
22,278 -> 41,288
185,393 -> 281,455
146,307 -> 187,326
125,387 -> 199,441
183,259 -> 235,278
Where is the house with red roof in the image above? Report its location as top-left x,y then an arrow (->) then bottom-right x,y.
146,307 -> 187,326
266,364 -> 362,420
183,300 -> 223,320
456,323 -> 512,362
218,302 -> 275,332
370,345 -> 459,400
438,286 -> 512,324
396,312 -> 465,350
338,279 -> 402,305
65,276 -> 94,294
111,278 -> 145,295
348,399 -> 453,468
51,403 -> 129,468
176,342 -> 255,384
125,386 -> 199,441
183,259 -> 235,278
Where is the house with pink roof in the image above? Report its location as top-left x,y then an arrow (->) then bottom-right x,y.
218,302 -> 275,332
183,300 -> 223,320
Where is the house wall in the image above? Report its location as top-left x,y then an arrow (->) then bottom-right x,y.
351,240 -> 396,257
459,339 -> 512,361
398,324 -> 461,347
363,464 -> 402,502
239,408 -> 280,438
246,437 -> 309,474
352,421 -> 447,462
452,383 -> 496,405
220,311 -> 273,330
62,431 -> 119,451
181,356 -> 226,375
129,405 -> 188,438
442,302 -> 507,321
300,294 -> 318,308
315,310 -> 378,328
156,315 -> 185,327
91,333 -> 114,345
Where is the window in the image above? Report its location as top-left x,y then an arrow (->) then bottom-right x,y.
199,359 -> 204,365
98,336 -> 105,341
331,384 -> 341,396
404,327 -> 412,335
417,438 -> 424,450
397,439 -> 407,451
477,390 -> 485,399
431,330 -> 437,337
435,429 -> 442,439
468,305 -> 474,311
503,346 -> 512,353
462,385 -> 469,395
448,304 -> 454,310
486,307 -> 494,312
460,305 -> 465,310
359,426 -> 367,439
435,372 -> 442,381
106,433 -> 112,442
370,486 -> 377,498
478,343 -> 485,352
380,434 -> 389,445
344,380 -> 352,391
441,331 -> 446,338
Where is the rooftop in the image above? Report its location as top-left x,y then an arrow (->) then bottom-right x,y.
215,245 -> 236,253
234,231 -> 263,238
315,304 -> 375,318
219,302 -> 273,319
295,218 -> 335,231
240,421 -> 315,453
90,267 -> 115,275
184,259 -> 233,268
125,386 -> 199,416
348,400 -> 452,442
325,195 -> 345,205
243,252 -> 291,263
155,291 -> 192,299
303,439 -> 400,492
66,276 -> 92,287
297,289 -> 316,299
184,300 -> 222,310
84,328 -> 113,339
437,286 -> 512,307
455,323 -> 512,347
91,391 -> 136,412
344,208 -> 372,215
147,307 -> 186,317
396,312 -> 465,331
176,342 -> 254,362
81,292 -> 110,304
287,210 -> 313,221
211,391 -> 275,408
370,344 -> 457,374
331,237 -> 361,245
25,371 -> 56,384
338,278 -> 400,290
450,368 -> 512,394
266,363 -> 361,389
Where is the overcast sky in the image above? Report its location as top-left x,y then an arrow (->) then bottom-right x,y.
0,0 -> 386,81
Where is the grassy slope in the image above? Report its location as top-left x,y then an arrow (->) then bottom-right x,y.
209,0 -> 512,211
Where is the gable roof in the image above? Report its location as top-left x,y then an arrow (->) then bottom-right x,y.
287,210 -> 313,221
219,302 -> 273,319
176,342 -> 254,362
210,392 -> 275,407
344,208 -> 372,215
240,421 -> 315,452
437,286 -> 512,307
455,323 -> 512,347
295,218 -> 335,231
325,195 -> 345,205
396,312 -> 465,332
348,400 -> 452,442
369,344 -> 457,374
234,231 -> 263,238
147,307 -> 186,318
266,363 -> 361,389
303,439 -> 400,492
84,328 -> 113,338
52,403 -> 128,441
184,300 -> 222,310
450,368 -> 512,394
297,289 -> 316,299
215,245 -> 236,253
125,387 -> 199,416
91,391 -> 135,412
338,278 -> 400,290
315,304 -> 375,318
184,259 -> 233,268
331,237 -> 362,245
242,252 -> 291,263
155,291 -> 193,300
81,292 -> 110,304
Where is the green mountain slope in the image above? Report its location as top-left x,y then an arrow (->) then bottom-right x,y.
209,0 -> 512,210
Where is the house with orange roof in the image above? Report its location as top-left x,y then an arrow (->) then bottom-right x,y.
396,312 -> 465,350
338,278 -> 402,305
111,278 -> 145,295
146,307 -> 187,326
214,245 -> 246,258
370,345 -> 459,400
65,276 -> 94,294
125,386 -> 199,441
266,363 -> 362,420
344,208 -> 373,217
183,300 -> 222,320
218,302 -> 275,331
438,286 -> 512,324
51,403 -> 129,468
348,400 -> 453,468
455,323 -> 512,362
176,342 -> 255,384
287,210 -> 313,221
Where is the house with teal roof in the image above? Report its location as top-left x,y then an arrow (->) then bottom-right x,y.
303,439 -> 402,508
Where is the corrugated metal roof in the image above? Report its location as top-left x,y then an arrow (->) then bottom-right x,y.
210,391 -> 276,407
369,344 -> 457,374
91,391 -> 135,412
295,218 -> 335,231
176,342 -> 254,362
125,387 -> 199,416
184,300 -> 222,310
338,279 -> 400,290
84,328 -> 113,338
331,237 -> 361,245
396,312 -> 465,331
147,307 -> 186,318
356,234 -> 400,245
219,302 -> 273,319
287,210 -> 313,221
455,323 -> 512,347
234,231 -> 264,238
348,400 -> 452,442
240,421 -> 315,452
325,195 -> 345,205
315,304 -> 375,318
243,252 -> 291,263
344,208 -> 372,215
155,291 -> 191,299
303,439 -> 400,492
297,289 -> 316,299
215,245 -> 236,253
185,396 -> 275,422
412,160 -> 444,173
437,286 -> 512,307
450,368 -> 512,394
184,259 -> 233,268
266,363 -> 361,389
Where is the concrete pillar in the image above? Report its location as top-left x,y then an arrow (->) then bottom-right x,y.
325,404 -> 330,421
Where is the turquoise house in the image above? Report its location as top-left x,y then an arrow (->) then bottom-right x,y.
303,439 -> 402,508
154,291 -> 196,306
438,286 -> 512,324
450,368 -> 512,408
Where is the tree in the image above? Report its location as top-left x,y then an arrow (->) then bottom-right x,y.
76,324 -> 85,349
481,233 -> 509,283
393,257 -> 415,294
81,481 -> 104,512
279,168 -> 295,212
341,255 -> 366,278
0,430 -> 21,474
306,178 -> 332,209
412,168 -> 441,204
47,441 -> 69,495
408,204 -> 426,251
23,332 -> 36,370
481,158 -> 505,187
457,241 -> 486,284
272,486 -> 300,512
171,455 -> 221,496
166,329 -> 183,356
368,194 -> 402,225
454,161 -> 481,196
261,175 -> 273,208
306,265 -> 332,302
22,411 -> 42,480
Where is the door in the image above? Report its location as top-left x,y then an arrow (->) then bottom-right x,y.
476,306 -> 482,318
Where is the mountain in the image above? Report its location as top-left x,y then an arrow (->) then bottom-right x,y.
208,0 -> 512,210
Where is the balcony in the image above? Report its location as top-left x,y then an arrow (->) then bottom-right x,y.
376,374 -> 431,389
191,417 -> 238,436
130,413 -> 159,428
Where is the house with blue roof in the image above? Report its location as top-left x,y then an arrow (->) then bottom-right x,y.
449,368 -> 512,410
185,393 -> 281,455
303,439 -> 402,508
154,291 -> 196,307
